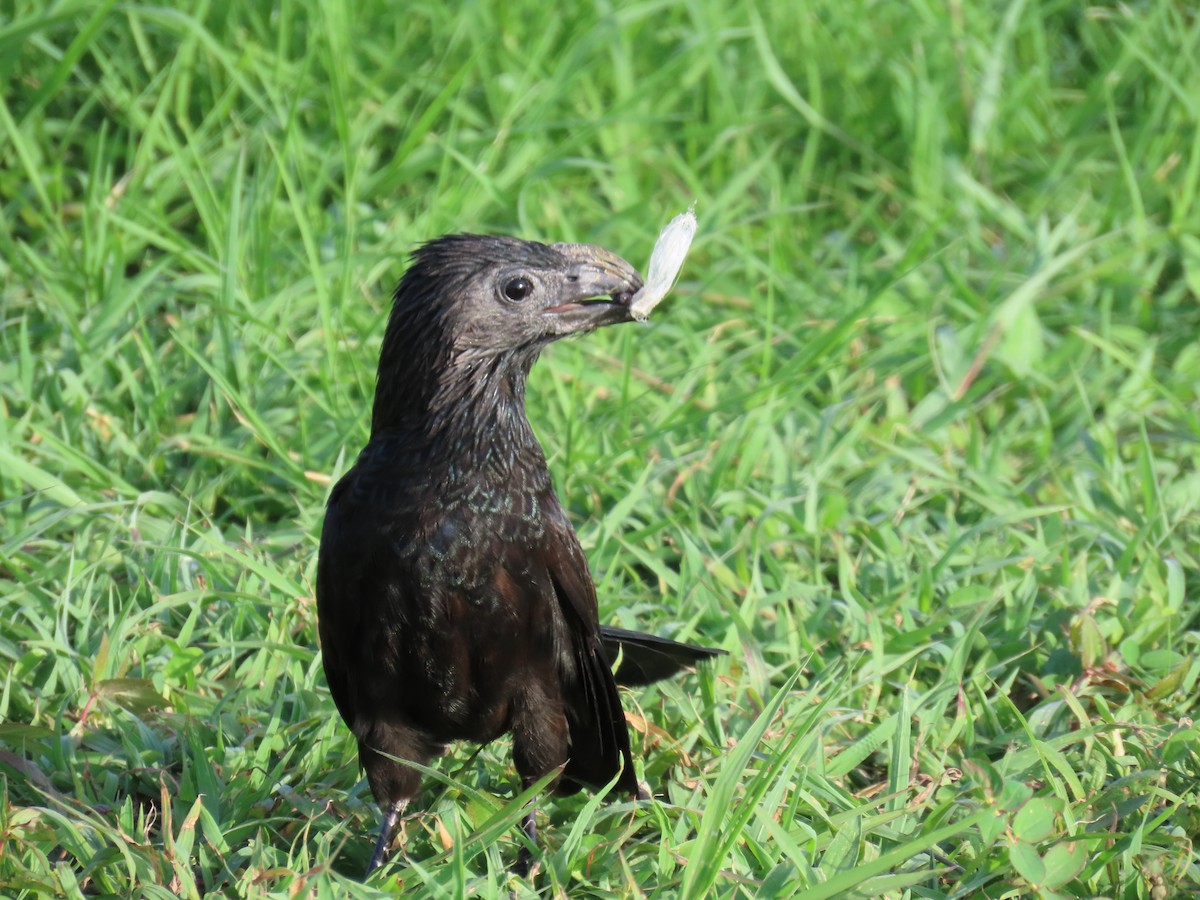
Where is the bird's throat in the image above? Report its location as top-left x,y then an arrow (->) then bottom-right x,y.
372,349 -> 542,484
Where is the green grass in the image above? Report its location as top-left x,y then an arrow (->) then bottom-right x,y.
2,0 -> 1200,896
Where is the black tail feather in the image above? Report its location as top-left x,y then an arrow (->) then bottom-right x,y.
559,640 -> 640,795
599,626 -> 725,687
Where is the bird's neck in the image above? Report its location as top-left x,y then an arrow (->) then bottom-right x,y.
370,349 -> 545,482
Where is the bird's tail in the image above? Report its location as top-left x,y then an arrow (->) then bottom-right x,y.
599,625 -> 725,687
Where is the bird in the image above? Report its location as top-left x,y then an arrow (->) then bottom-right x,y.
315,233 -> 724,876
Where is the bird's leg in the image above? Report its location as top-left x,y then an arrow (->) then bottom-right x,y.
512,804 -> 538,877
365,799 -> 408,876
509,685 -> 568,878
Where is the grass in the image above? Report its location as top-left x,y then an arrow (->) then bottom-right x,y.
2,0 -> 1199,896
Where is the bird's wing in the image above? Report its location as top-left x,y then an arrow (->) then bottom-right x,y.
316,448 -> 431,739
315,473 -> 367,734
539,497 -> 639,795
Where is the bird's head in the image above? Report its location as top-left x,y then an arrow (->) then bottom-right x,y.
397,234 -> 642,351
373,234 -> 644,434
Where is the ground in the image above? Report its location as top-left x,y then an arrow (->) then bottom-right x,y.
1,1 -> 1199,897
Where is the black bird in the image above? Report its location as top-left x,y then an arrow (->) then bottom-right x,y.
316,234 -> 723,875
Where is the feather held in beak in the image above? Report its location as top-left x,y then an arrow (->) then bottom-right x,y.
629,205 -> 697,321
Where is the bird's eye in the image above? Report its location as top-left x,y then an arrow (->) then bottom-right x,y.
503,277 -> 533,301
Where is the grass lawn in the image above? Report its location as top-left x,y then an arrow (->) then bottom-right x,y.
3,0 -> 1200,896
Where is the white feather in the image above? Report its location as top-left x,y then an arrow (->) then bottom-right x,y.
629,205 -> 697,321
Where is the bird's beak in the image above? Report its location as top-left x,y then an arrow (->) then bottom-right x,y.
543,243 -> 644,334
